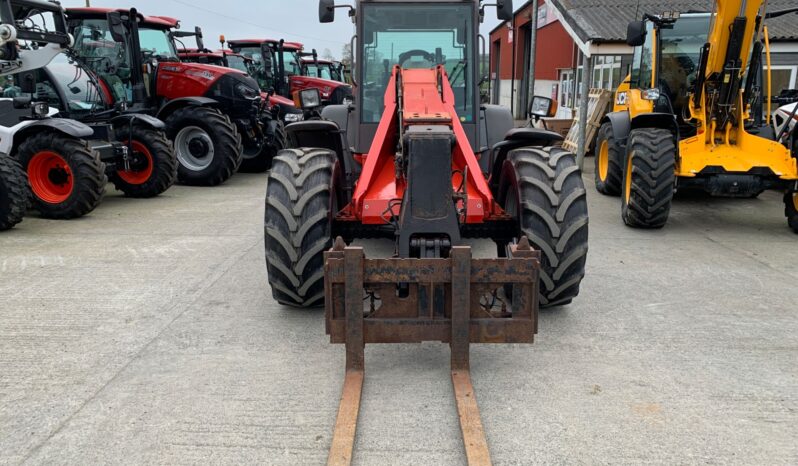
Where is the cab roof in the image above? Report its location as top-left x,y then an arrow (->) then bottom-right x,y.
227,39 -> 304,50
65,7 -> 180,29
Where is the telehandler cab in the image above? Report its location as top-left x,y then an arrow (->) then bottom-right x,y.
264,0 -> 589,463
594,3 -> 798,232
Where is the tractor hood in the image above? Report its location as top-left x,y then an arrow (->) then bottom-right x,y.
290,75 -> 352,104
264,93 -> 294,108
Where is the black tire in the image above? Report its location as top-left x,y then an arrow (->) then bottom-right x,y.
110,125 -> 177,198
621,129 -> 676,229
165,106 -> 243,186
17,132 -> 106,220
0,155 -> 28,231
240,120 -> 287,173
264,148 -> 336,307
500,147 -> 589,307
785,192 -> 798,234
594,122 -> 623,196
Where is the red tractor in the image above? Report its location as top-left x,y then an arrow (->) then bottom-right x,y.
65,8 -> 284,177
301,57 -> 348,83
227,38 -> 353,123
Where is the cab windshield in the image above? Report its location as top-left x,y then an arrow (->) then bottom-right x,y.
71,18 -> 130,102
361,3 -> 475,123
658,14 -> 710,109
226,55 -> 252,75
281,49 -> 302,76
15,53 -> 105,117
231,46 -> 272,90
306,63 -> 332,80
139,27 -> 179,60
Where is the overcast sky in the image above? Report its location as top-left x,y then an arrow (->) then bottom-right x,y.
64,0 -> 504,59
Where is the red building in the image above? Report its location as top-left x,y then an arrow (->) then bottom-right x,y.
490,0 -> 798,120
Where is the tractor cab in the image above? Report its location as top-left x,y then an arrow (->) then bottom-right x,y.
228,38 -> 353,108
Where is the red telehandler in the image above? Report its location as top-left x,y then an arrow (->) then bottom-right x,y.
264,0 -> 589,463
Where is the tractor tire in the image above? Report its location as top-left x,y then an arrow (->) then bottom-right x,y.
240,120 -> 287,173
785,192 -> 798,234
594,122 -> 623,196
111,125 -> 177,198
17,132 -> 106,220
0,155 -> 28,231
165,106 -> 243,186
264,148 -> 336,307
621,129 -> 676,229
500,147 -> 589,307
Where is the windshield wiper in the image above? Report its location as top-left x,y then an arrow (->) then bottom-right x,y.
449,60 -> 467,84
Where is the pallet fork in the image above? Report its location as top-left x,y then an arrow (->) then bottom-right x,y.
324,237 -> 540,465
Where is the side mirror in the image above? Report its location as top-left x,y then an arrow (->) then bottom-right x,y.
319,0 -> 335,23
497,0 -> 514,21
106,12 -> 127,43
17,71 -> 36,94
194,26 -> 205,51
529,95 -> 557,118
626,20 -> 647,47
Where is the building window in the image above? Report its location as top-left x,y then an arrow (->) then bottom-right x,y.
558,69 -> 574,108
768,65 -> 797,97
592,55 -> 623,91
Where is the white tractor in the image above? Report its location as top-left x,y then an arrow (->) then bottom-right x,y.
1,0 -> 104,231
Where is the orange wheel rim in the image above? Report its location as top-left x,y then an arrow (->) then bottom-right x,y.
793,193 -> 798,211
598,140 -> 609,181
28,151 -> 73,204
624,152 -> 634,203
117,140 -> 154,185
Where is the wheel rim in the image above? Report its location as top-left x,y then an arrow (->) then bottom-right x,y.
793,193 -> 798,211
242,145 -> 262,159
117,140 -> 154,185
624,152 -> 634,203
597,140 -> 609,181
175,126 -> 214,171
27,151 -> 73,204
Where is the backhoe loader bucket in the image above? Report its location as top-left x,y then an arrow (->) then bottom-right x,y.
324,237 -> 541,466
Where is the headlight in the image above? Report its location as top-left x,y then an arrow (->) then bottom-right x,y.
641,88 -> 661,101
295,88 -> 322,110
236,83 -> 259,100
284,112 -> 304,123
33,102 -> 50,117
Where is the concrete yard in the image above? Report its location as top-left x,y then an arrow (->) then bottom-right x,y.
1,167 -> 797,465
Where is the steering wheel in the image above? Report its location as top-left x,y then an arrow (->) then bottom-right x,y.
398,49 -> 436,68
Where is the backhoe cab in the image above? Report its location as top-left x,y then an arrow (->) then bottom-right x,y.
595,4 -> 798,232
265,0 -> 589,463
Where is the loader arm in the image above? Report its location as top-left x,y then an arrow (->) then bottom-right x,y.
694,0 -> 769,129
